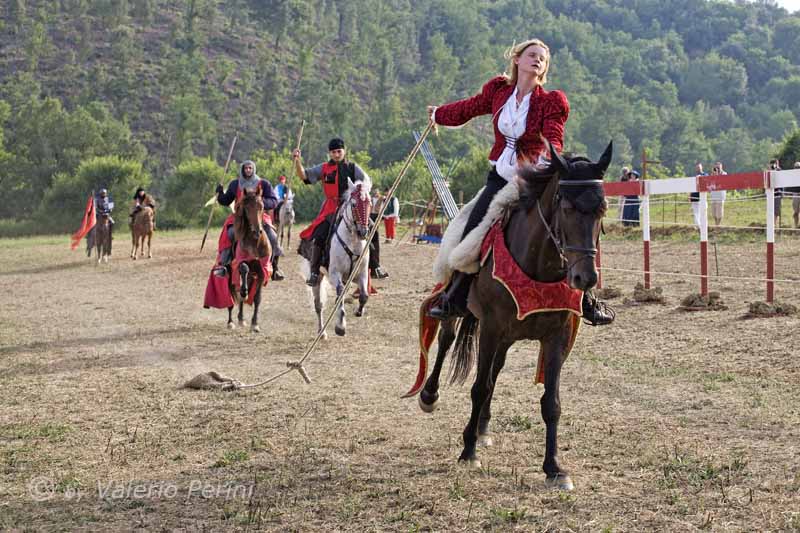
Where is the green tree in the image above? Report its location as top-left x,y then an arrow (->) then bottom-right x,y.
775,130 -> 800,167
160,157 -> 230,228
679,53 -> 748,107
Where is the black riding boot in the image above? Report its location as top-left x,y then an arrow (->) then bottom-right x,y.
582,292 -> 615,326
271,256 -> 284,281
262,223 -> 284,280
369,220 -> 389,278
427,271 -> 473,320
307,241 -> 323,286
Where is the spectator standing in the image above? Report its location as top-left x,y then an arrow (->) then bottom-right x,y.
770,159 -> 783,227
709,162 -> 727,226
690,162 -> 707,228
618,166 -> 630,222
622,170 -> 641,227
381,187 -> 400,243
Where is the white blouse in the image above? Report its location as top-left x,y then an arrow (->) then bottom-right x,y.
492,87 -> 531,181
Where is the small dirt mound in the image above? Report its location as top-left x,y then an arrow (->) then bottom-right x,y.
743,301 -> 798,319
679,292 -> 727,311
624,283 -> 666,305
595,287 -> 621,299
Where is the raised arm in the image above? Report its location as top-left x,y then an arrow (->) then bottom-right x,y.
430,76 -> 507,127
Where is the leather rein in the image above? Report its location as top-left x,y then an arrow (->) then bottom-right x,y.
536,179 -> 604,275
334,194 -> 369,272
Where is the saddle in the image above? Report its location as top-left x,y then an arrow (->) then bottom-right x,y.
433,181 -> 520,284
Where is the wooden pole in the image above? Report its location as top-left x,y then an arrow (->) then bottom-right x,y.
295,120 -> 306,153
200,134 -> 238,252
236,122 -> 435,390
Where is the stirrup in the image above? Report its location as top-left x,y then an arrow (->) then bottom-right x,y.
371,267 -> 389,279
582,296 -> 615,326
427,298 -> 466,321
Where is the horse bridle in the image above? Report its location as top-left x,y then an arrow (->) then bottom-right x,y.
536,179 -> 604,275
334,194 -> 369,272
240,198 -> 264,239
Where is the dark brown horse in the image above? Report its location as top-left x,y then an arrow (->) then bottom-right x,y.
415,142 -> 612,491
94,213 -> 113,264
228,187 -> 271,332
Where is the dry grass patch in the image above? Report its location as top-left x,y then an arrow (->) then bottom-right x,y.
1,230 -> 799,530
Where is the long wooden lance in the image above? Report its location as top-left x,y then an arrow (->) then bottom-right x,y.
232,120 -> 435,390
200,134 -> 238,252
295,120 -> 306,153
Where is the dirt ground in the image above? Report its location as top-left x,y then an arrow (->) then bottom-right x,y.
1,228 -> 799,531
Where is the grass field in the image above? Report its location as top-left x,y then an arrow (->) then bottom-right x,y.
1,226 -> 799,531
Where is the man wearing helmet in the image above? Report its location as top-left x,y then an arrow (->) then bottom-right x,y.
213,160 -> 285,281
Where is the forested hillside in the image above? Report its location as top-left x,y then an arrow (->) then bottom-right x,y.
2,0 -> 800,232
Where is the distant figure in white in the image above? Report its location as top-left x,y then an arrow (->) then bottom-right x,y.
709,162 -> 727,226
690,162 -> 707,228
278,189 -> 295,248
304,178 -> 372,338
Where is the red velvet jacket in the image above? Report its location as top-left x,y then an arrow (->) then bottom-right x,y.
433,76 -> 569,162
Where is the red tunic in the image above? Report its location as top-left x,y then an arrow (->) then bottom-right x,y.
299,162 -> 342,240
433,76 -> 569,162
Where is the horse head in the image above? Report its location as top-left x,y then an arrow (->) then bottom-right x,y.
343,178 -> 371,239
237,186 -> 264,243
519,141 -> 611,291
548,141 -> 611,291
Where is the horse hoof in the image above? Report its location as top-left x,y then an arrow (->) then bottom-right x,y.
320,331 -> 327,340
251,324 -> 260,333
334,326 -> 346,337
354,309 -> 363,317
457,457 -> 482,470
103,256 -> 109,263
148,254 -> 152,259
131,255 -> 136,260
545,474 -> 574,491
418,391 -> 439,413
227,322 -> 235,330
238,320 -> 246,327
477,434 -> 493,447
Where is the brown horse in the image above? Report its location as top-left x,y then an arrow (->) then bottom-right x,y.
130,201 -> 155,260
415,142 -> 612,491
228,187 -> 271,332
94,213 -> 113,264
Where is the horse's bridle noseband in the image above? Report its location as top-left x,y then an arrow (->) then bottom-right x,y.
537,179 -> 604,274
334,193 -> 370,272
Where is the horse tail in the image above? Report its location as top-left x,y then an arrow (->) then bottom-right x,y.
449,313 -> 479,385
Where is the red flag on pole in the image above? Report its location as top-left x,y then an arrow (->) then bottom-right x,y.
70,195 -> 96,250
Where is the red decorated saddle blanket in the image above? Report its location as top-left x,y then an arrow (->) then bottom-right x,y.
480,222 -> 582,320
217,212 -> 273,255
404,222 -> 585,399
204,213 -> 272,309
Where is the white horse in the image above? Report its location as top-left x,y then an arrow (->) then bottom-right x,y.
278,191 -> 295,248
309,179 -> 372,338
